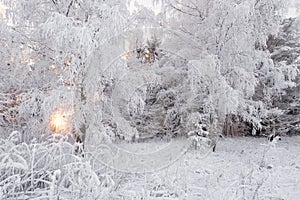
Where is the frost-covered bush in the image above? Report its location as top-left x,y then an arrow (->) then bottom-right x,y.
0,131 -> 115,199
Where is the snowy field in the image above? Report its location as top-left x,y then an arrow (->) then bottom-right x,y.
109,136 -> 300,200
1,134 -> 300,199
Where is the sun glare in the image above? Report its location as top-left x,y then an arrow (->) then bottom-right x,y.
50,111 -> 70,134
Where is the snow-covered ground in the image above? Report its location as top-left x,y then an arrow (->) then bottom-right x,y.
1,136 -> 300,199
110,136 -> 300,199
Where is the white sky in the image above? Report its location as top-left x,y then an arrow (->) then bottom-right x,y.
285,7 -> 298,18
0,2 -> 6,19
127,0 -> 162,15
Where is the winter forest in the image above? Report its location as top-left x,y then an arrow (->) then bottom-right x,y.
0,0 -> 300,199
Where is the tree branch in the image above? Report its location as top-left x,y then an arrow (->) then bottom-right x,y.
169,3 -> 199,17
66,0 -> 74,17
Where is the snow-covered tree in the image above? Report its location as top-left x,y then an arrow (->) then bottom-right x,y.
1,0 -> 298,143
0,0 -> 130,142
262,16 -> 300,135
161,0 -> 297,136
